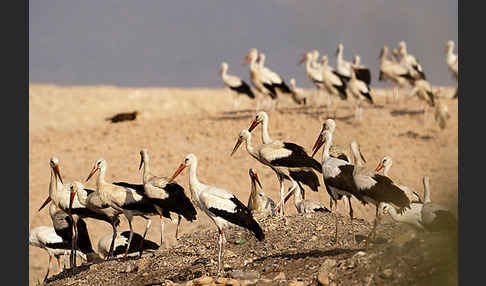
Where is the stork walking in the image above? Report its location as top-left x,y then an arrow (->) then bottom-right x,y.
168,153 -> 264,274
231,129 -> 321,217
349,141 -> 411,242
139,149 -> 197,245
247,168 -> 276,217
220,62 -> 255,110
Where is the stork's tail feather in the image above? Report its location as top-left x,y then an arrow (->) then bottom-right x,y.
277,81 -> 292,94
249,217 -> 265,241
314,207 -> 331,213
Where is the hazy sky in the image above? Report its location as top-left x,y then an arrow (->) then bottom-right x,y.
29,0 -> 458,88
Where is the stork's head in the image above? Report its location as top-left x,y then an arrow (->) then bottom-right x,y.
379,46 -> 388,59
336,43 -> 343,56
445,40 -> 455,53
353,55 -> 361,66
376,155 -> 392,172
289,78 -> 296,87
321,55 -> 328,65
49,156 -> 63,184
220,62 -> 228,75
311,121 -> 334,157
168,153 -> 197,183
86,159 -> 106,182
249,168 -> 262,189
243,48 -> 258,66
299,51 -> 311,65
398,41 -> 407,54
231,129 -> 250,156
248,111 -> 268,132
68,181 -> 83,211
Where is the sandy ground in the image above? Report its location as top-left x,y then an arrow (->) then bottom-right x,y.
29,84 -> 458,285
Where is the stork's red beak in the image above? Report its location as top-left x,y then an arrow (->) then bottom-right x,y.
54,164 -> 63,184
139,156 -> 144,171
242,56 -> 251,66
248,119 -> 260,132
311,133 -> 325,158
375,162 -> 384,172
168,163 -> 186,183
298,55 -> 307,65
69,187 -> 76,211
86,166 -> 99,182
250,171 -> 263,189
38,197 -> 51,212
231,138 -> 243,156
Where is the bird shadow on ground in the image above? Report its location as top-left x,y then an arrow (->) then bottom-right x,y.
208,114 -> 253,121
221,109 -> 256,115
253,247 -> 362,263
397,131 -> 434,140
390,109 -> 425,117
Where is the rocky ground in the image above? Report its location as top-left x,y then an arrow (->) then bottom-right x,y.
42,212 -> 457,286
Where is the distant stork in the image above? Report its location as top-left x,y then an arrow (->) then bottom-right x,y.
335,43 -> 353,81
97,229 -> 159,260
420,176 -> 457,233
168,153 -> 264,274
320,55 -> 349,117
244,48 -> 278,109
139,149 -> 197,245
350,141 -> 411,241
247,168 -> 276,217
258,52 -> 292,96
378,45 -> 415,101
220,61 -> 255,109
445,40 -> 458,82
398,41 -> 426,81
347,67 -> 374,121
299,51 -> 325,99
288,78 -> 307,105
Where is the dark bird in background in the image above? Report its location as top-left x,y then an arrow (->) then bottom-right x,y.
106,111 -> 139,123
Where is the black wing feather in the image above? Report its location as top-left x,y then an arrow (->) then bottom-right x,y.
230,81 -> 255,99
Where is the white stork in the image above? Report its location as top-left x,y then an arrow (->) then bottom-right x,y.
392,48 -> 401,63
29,226 -> 87,282
421,176 -> 457,233
288,78 -> 307,105
220,62 -> 255,109
378,45 -> 416,102
139,149 -> 197,245
299,51 -> 325,99
167,153 -> 264,274
320,55 -> 349,117
347,67 -> 374,121
398,41 -> 427,81
350,141 -> 411,241
38,157 -> 117,267
247,168 -> 276,217
231,129 -> 322,217
310,119 -> 361,241
84,159 -> 162,260
247,111 -> 321,198
335,43 -> 353,81
406,79 -> 438,126
243,48 -> 278,109
375,156 -> 425,230
258,52 -> 292,96
97,228 -> 159,260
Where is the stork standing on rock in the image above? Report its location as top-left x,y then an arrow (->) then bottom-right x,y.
168,153 -> 264,274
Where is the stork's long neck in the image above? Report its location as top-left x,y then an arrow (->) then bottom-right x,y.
49,167 -> 63,204
321,132 -> 332,163
96,166 -> 107,193
447,47 -> 456,64
423,178 -> 431,203
244,135 -> 259,161
337,48 -> 343,65
383,163 -> 392,177
261,116 -> 272,144
141,158 -> 152,184
188,162 -> 202,199
248,180 -> 259,209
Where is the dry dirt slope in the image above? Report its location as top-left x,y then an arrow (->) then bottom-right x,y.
43,212 -> 458,286
29,84 -> 458,285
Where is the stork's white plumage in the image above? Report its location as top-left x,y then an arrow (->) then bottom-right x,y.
398,41 -> 426,81
258,52 -> 291,95
299,51 -> 325,89
421,176 -> 457,233
244,111 -> 323,214
350,141 -> 411,241
139,149 -> 197,245
220,62 -> 255,109
168,153 -> 264,274
378,46 -> 415,101
85,159 -> 159,260
335,43 -> 353,79
247,168 -> 276,217
348,67 -> 374,121
320,55 -> 348,116
289,78 -> 307,105
244,48 -> 278,109
29,226 -> 86,282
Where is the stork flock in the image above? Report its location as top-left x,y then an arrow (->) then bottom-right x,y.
30,41 -> 458,283
221,41 -> 458,127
